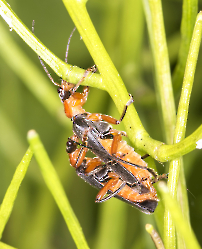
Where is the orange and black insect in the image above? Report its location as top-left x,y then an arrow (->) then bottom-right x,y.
66,138 -> 167,214
37,27 -> 141,186
36,27 -> 167,212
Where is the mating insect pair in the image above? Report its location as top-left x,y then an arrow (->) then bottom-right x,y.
37,27 -> 167,214
56,71 -> 167,214
63,89 -> 167,214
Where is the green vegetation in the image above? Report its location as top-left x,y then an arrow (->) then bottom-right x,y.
0,0 -> 202,248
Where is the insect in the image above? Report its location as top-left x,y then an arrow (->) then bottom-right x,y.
36,27 -> 142,186
66,138 -> 167,214
36,26 -> 167,212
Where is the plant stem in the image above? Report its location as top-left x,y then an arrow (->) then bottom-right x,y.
61,0 -> 140,115
164,11 -> 202,249
145,224 -> 165,249
159,182 -> 200,249
0,148 -> 33,239
27,130 -> 89,249
0,0 -> 102,88
172,0 -> 198,93
0,242 -> 17,249
142,0 -> 176,145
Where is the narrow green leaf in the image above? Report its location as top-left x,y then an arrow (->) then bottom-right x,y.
159,182 -> 201,249
27,130 -> 89,249
142,0 -> 176,144
164,11 -> 202,249
145,224 -> 165,249
0,148 -> 33,238
172,0 -> 198,92
0,242 -> 17,249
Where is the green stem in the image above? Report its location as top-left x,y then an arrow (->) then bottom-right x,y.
61,0 -> 141,117
159,182 -> 200,249
177,163 -> 190,249
145,224 -> 165,249
0,148 -> 33,239
155,124 -> 202,161
27,130 -> 89,249
164,11 -> 202,249
0,0 -> 102,88
142,1 -> 176,246
142,0 -> 176,144
174,12 -> 202,144
172,0 -> 198,93
0,242 -> 17,249
119,0 -> 144,67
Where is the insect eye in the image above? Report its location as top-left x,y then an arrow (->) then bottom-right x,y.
57,87 -> 71,101
66,140 -> 77,153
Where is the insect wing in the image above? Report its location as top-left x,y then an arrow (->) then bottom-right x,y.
72,114 -> 139,185
76,164 -> 158,214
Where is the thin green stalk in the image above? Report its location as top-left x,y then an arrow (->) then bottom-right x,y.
142,0 -> 176,144
142,2 -> 175,244
27,130 -> 89,249
119,0 -> 144,67
118,0 -> 146,99
0,0 -> 102,88
145,224 -> 165,249
159,182 -> 200,249
98,1 -> 120,62
155,124 -> 202,160
174,12 -> 202,145
172,0 -> 198,92
177,163 -> 190,249
61,0 -> 146,132
0,148 -> 33,238
0,242 -> 17,249
164,12 -> 202,249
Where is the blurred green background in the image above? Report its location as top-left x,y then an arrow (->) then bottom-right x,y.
0,0 -> 202,248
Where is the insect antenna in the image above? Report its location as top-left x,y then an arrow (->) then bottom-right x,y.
118,94 -> 134,123
65,27 -> 76,63
71,65 -> 97,93
31,20 -> 60,87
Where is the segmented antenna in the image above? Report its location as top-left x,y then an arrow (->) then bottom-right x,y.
32,20 -> 35,33
31,20 -> 60,87
32,22 -> 96,90
71,65 -> 97,93
65,27 -> 76,63
117,94 -> 134,123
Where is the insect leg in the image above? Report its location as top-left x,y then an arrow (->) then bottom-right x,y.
84,157 -> 103,174
95,177 -> 126,203
151,173 -> 169,184
66,136 -> 88,168
101,94 -> 134,125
